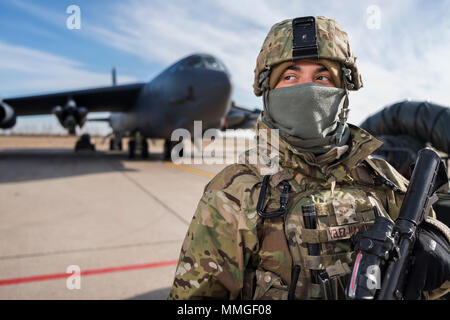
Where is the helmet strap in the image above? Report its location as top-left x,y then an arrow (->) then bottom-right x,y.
258,68 -> 271,92
334,65 -> 353,144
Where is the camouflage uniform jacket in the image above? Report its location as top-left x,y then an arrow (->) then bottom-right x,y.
168,120 -> 441,300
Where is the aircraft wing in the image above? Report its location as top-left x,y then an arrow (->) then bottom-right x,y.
3,83 -> 145,116
224,101 -> 261,130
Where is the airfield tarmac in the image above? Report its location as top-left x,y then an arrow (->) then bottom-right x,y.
0,135 -> 252,300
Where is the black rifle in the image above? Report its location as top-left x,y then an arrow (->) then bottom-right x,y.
346,148 -> 448,300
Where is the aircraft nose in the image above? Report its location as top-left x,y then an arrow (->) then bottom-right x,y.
190,69 -> 232,129
205,70 -> 232,96
205,70 -> 232,110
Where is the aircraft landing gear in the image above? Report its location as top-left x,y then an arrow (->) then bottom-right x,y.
128,139 -> 136,158
164,138 -> 184,161
109,136 -> 123,151
75,134 -> 95,152
128,132 -> 148,159
142,139 -> 149,158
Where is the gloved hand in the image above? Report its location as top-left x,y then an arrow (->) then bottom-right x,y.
404,220 -> 450,299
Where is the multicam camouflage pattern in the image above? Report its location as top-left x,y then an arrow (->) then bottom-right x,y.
253,16 -> 363,96
168,119 -> 421,300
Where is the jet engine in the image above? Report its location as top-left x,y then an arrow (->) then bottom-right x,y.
0,101 -> 16,129
52,99 -> 88,135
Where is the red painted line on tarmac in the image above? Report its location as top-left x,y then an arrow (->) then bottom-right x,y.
0,259 -> 178,286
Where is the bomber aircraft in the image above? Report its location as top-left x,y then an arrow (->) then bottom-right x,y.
0,53 -> 260,159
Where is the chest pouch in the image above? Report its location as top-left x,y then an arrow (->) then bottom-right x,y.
285,187 -> 387,299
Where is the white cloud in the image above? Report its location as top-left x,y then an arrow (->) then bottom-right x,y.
3,0 -> 449,135
7,0 -> 66,26
86,0 -> 450,124
0,41 -> 136,135
347,0 -> 450,123
88,0 -> 268,108
0,41 -> 138,97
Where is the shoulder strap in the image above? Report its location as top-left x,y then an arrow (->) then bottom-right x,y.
424,216 -> 450,244
364,157 -> 406,194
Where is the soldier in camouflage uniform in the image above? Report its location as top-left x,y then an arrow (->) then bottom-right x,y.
168,16 -> 450,300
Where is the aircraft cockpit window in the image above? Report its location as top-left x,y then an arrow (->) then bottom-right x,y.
168,63 -> 180,73
171,56 -> 227,72
204,57 -> 227,72
184,57 -> 205,69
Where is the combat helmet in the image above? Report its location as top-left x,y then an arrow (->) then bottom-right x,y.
253,16 -> 363,96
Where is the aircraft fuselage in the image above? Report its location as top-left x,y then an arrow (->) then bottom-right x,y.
109,54 -> 232,139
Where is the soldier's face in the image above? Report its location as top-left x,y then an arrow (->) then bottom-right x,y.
275,61 -> 336,89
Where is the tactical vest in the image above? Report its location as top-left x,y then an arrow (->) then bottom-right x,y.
243,162 -> 398,300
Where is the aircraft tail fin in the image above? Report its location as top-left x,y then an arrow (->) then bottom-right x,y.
112,66 -> 117,86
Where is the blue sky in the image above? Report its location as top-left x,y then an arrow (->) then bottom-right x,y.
1,0 -> 450,135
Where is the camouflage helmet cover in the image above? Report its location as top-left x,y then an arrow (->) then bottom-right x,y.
253,16 -> 363,96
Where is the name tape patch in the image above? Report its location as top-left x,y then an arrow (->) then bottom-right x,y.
327,224 -> 370,241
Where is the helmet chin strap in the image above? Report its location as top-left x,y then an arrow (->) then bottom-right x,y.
258,68 -> 271,93
334,65 -> 354,144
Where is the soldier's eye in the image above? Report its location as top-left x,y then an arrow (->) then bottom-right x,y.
316,75 -> 332,82
283,75 -> 296,81
316,75 -> 328,81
